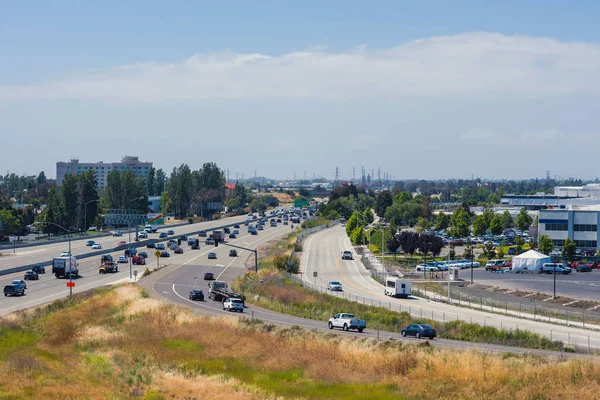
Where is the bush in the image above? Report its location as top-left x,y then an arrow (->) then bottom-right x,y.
273,254 -> 300,273
187,217 -> 193,224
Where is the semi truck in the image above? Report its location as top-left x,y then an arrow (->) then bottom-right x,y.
384,278 -> 412,298
212,230 -> 224,242
207,281 -> 246,305
52,256 -> 79,279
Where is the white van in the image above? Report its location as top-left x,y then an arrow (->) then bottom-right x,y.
485,259 -> 506,271
384,278 -> 412,298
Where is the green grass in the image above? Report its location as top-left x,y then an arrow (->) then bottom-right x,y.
0,329 -> 38,360
163,339 -> 205,352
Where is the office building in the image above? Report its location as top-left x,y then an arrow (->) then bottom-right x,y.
56,156 -> 152,189
538,206 -> 600,250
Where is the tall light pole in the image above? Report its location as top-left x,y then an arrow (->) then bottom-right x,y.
469,235 -> 474,284
33,221 -> 74,296
84,199 -> 100,238
552,254 -> 558,299
378,228 -> 385,277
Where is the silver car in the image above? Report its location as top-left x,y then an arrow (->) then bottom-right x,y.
327,281 -> 343,291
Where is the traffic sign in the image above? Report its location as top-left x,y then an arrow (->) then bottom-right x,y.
66,282 -> 75,288
154,250 -> 162,258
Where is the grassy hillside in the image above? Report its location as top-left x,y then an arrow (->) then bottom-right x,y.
1,285 -> 600,399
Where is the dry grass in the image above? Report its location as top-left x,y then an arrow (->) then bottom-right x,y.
1,284 -> 600,399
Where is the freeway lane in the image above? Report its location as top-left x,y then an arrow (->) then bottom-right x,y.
0,209 -> 289,273
0,215 -> 294,317
301,225 -> 600,351
141,227 -> 591,359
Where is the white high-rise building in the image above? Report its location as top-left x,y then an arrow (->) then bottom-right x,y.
56,155 -> 152,189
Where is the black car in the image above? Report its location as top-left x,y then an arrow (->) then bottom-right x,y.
401,324 -> 437,339
576,265 -> 592,272
31,264 -> 45,274
191,242 -> 200,250
199,231 -> 207,237
160,251 -> 170,257
138,251 -> 148,259
229,233 -> 237,239
189,289 -> 205,301
233,224 -> 240,228
24,271 -> 39,280
4,284 -> 24,297
224,227 -> 231,234
229,249 -> 238,257
147,242 -> 156,249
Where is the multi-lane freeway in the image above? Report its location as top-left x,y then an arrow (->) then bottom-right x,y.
301,225 -> 600,351
0,210 -> 290,317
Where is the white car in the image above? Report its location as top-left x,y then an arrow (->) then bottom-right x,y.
91,243 -> 102,249
117,256 -> 128,263
415,264 -> 439,272
223,298 -> 244,312
60,251 -> 71,257
327,281 -> 343,291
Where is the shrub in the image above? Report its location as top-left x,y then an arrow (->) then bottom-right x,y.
273,254 -> 300,274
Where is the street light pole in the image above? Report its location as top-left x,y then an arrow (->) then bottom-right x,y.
469,236 -> 474,284
553,255 -> 557,299
84,199 -> 100,238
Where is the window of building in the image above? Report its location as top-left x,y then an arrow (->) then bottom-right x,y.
552,239 -> 565,247
545,223 -> 568,231
574,224 -> 597,232
574,240 -> 598,248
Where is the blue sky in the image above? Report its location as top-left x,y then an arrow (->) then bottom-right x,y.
2,1 -> 600,180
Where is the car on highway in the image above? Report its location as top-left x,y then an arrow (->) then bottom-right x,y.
4,284 -> 24,297
223,298 -> 244,312
401,324 -> 437,339
138,232 -> 148,239
86,240 -> 95,246
328,313 -> 366,332
189,289 -> 205,301
229,249 -> 238,257
167,230 -> 175,235
327,281 -> 343,291
31,265 -> 45,274
205,238 -> 215,245
112,231 -> 123,237
168,238 -> 177,244
229,233 -> 237,239
155,243 -> 165,250
24,271 -> 39,281
137,251 -> 148,259
415,264 -> 439,272
191,242 -> 200,250
117,241 -> 126,246
233,229 -> 239,235
12,280 -> 27,290
132,255 -> 146,265
160,251 -> 170,257
249,229 -> 258,235
168,243 -> 178,250
174,247 -> 183,254
223,227 -> 231,234
159,232 -> 168,238
92,243 -> 102,249
199,231 -> 207,237
124,248 -> 137,257
257,225 -> 264,231
341,251 -> 353,260
203,272 -> 215,280
60,251 -> 71,257
147,242 -> 156,248
233,224 -> 240,228
208,252 -> 217,259
117,256 -> 128,263
283,221 -> 288,225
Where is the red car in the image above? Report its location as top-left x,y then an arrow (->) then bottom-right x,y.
132,255 -> 146,265
174,247 -> 183,254
203,272 -> 215,280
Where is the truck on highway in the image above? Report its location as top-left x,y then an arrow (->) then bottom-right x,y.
328,313 -> 366,333
99,259 -> 119,274
207,281 -> 246,305
212,230 -> 224,243
52,256 -> 79,279
384,278 -> 412,298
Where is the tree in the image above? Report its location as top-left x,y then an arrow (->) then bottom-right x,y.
350,226 -> 365,246
398,231 -> 419,258
483,241 -> 495,259
515,208 -> 533,232
417,217 -> 430,230
472,215 -> 487,236
448,208 -> 470,238
273,254 -> 300,274
147,167 -> 156,196
502,210 -> 514,229
515,236 -> 525,254
489,214 -> 503,235
0,209 -> 24,238
481,207 -> 495,229
375,190 -> 393,218
387,234 -> 401,260
155,168 -> 167,195
562,237 -> 576,261
36,171 -> 47,186
538,234 -> 554,255
434,211 -> 449,231
496,240 -> 506,258
160,191 -> 172,216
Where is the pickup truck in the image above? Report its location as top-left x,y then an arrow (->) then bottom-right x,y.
328,313 -> 366,333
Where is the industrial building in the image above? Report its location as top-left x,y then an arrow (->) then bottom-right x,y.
538,206 -> 600,250
56,156 -> 152,189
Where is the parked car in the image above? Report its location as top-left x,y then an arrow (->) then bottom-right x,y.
189,289 -> 205,301
4,284 -> 24,297
203,272 -> 215,280
118,256 -> 128,263
415,264 -> 438,272
542,263 -> 571,274
160,251 -> 170,257
92,243 -> 102,249
401,324 -> 437,339
174,247 -> 183,254
86,240 -> 95,246
223,298 -> 245,312
327,281 -> 343,291
208,252 -> 217,259
229,249 -> 238,257
31,265 -> 45,274
24,271 -> 39,280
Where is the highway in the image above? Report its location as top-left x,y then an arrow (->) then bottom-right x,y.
300,225 -> 600,351
0,210 -> 290,317
0,212 -> 283,273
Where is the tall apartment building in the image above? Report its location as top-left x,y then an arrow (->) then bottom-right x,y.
56,156 -> 152,189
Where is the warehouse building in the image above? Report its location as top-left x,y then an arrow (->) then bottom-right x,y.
538,206 -> 600,250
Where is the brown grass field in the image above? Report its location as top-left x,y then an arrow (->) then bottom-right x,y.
2,285 -> 600,399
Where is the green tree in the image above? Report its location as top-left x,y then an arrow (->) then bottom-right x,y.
345,212 -> 359,237
481,207 -> 495,228
155,168 -> 167,195
502,210 -> 514,229
375,190 -> 393,218
350,226 -> 365,246
449,208 -> 470,238
538,234 -> 554,255
434,211 -> 449,231
489,214 -> 503,235
562,237 -> 576,261
147,167 -> 156,196
104,170 -> 123,210
160,191 -> 172,216
472,215 -> 487,236
36,171 -> 47,186
0,209 -> 24,238
60,174 -> 79,229
394,191 -> 412,204
515,236 -> 525,254
496,240 -> 506,258
516,208 -> 533,232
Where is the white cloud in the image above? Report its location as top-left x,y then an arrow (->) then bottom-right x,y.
2,32 -> 600,102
